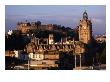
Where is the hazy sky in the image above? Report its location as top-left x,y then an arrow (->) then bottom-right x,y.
5,5 -> 106,35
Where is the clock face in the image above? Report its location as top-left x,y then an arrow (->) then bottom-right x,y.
83,26 -> 86,29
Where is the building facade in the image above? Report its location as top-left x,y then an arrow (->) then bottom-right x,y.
17,21 -> 31,33
17,21 -> 55,33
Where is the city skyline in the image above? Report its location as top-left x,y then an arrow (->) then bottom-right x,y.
5,5 -> 106,35
5,5 -> 106,70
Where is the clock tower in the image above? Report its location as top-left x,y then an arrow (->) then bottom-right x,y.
78,11 -> 92,44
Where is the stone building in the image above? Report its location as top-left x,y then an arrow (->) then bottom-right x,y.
48,24 -> 54,31
17,21 -> 31,33
26,42 -> 36,53
16,20 -> 56,33
95,34 -> 106,43
31,22 -> 38,29
78,11 -> 92,44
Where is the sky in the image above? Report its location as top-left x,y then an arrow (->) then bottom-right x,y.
5,5 -> 106,35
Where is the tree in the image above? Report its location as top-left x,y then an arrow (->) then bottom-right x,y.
100,48 -> 106,64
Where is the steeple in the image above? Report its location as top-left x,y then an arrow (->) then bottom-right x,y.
83,10 -> 88,20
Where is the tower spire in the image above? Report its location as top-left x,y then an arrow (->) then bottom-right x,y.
83,10 -> 88,20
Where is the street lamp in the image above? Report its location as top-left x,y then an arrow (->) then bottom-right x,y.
28,53 -> 32,70
28,58 -> 30,70
28,54 -> 30,70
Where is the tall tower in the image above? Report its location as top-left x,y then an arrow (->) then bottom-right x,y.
78,11 -> 92,44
